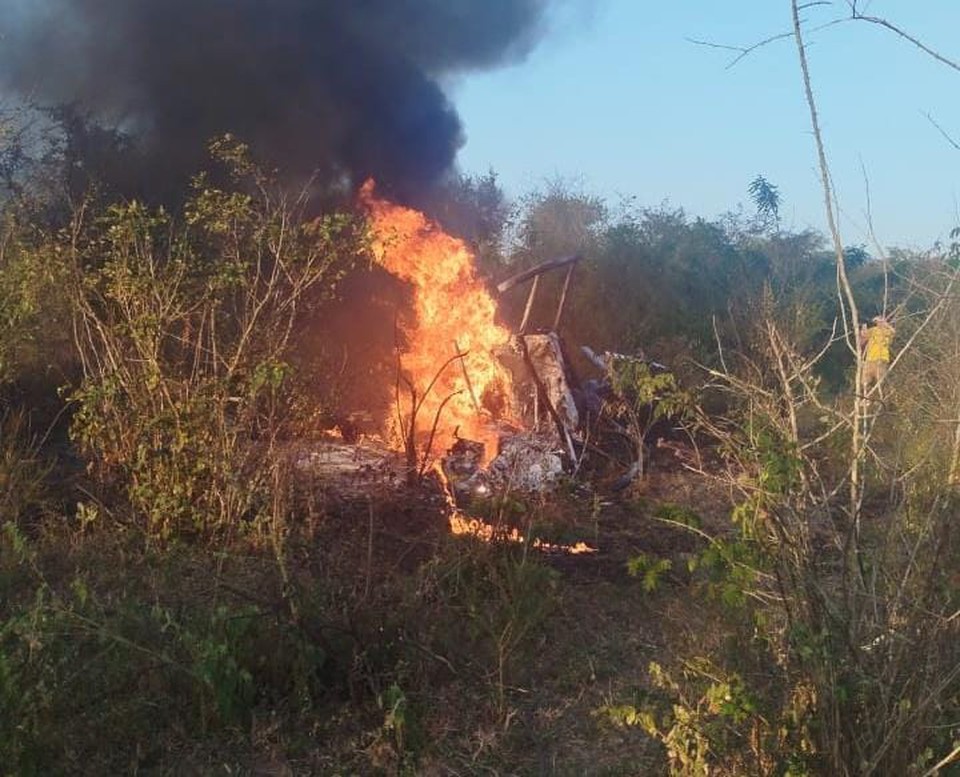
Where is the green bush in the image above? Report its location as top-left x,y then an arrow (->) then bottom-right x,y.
0,217 -> 66,388
67,138 -> 363,539
423,540 -> 558,720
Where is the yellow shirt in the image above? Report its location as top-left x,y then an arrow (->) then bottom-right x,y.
864,323 -> 894,363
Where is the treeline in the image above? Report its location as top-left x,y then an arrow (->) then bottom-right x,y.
426,170 -> 935,393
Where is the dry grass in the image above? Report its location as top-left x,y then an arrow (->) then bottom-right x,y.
2,442 -> 746,775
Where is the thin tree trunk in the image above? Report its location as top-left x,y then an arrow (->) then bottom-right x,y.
790,0 -> 864,531
949,413 -> 960,487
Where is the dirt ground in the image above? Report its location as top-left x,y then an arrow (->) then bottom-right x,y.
285,437 -> 739,775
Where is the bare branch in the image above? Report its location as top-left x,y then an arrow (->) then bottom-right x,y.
689,30 -> 798,69
850,12 -> 960,73
858,158 -> 891,316
923,110 -> 960,152
684,37 -> 743,54
688,7 -> 844,70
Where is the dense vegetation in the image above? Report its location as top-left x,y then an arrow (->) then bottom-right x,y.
1,104 -> 959,776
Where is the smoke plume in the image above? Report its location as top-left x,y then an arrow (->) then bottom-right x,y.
0,0 -> 549,199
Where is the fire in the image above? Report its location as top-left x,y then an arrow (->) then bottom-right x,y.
359,180 -> 513,458
448,512 -> 598,555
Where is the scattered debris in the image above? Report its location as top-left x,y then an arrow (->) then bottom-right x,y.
440,431 -> 564,503
293,438 -> 404,498
440,437 -> 490,501
486,433 -> 564,493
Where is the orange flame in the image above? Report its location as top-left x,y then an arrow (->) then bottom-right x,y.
359,180 -> 513,457
448,512 -> 598,555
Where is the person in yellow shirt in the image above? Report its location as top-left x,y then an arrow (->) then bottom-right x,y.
859,315 -> 895,393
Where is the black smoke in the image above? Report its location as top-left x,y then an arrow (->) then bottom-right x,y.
0,0 -> 550,201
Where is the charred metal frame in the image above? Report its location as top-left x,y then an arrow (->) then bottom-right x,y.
496,255 -> 584,462
496,254 -> 582,335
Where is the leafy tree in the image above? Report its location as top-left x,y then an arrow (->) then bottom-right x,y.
513,177 -> 607,264
748,174 -> 781,232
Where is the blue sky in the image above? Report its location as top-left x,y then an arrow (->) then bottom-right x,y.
452,1 -> 960,250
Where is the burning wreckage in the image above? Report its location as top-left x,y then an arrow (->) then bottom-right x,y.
301,185 -> 682,504
441,254 -> 678,503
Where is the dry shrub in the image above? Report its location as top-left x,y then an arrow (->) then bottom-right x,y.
67,138 -> 364,539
